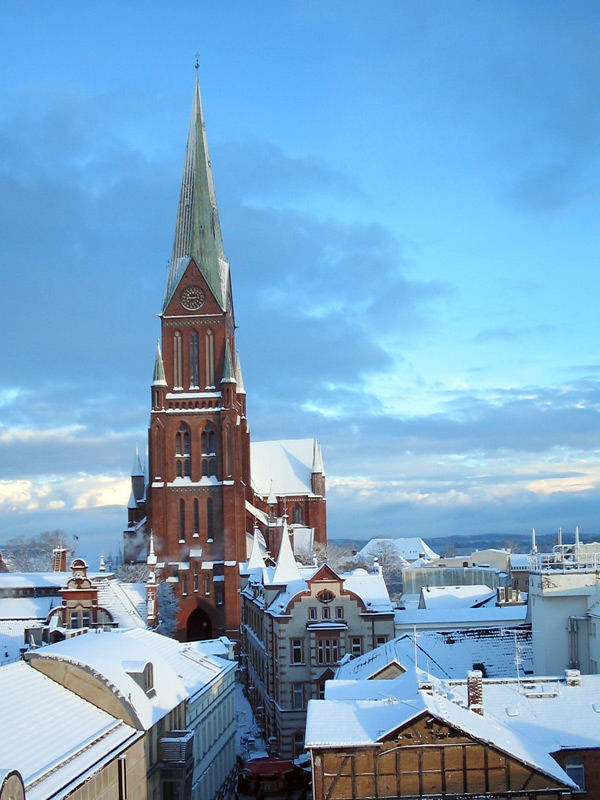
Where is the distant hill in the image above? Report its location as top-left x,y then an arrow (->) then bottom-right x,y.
330,531 -> 597,557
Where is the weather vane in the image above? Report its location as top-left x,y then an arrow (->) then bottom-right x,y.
195,51 -> 200,71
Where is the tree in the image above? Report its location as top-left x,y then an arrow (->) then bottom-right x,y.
156,581 -> 180,638
362,540 -> 406,603
0,530 -> 77,572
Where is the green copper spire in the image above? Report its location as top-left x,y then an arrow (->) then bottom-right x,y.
163,74 -> 229,312
221,339 -> 236,384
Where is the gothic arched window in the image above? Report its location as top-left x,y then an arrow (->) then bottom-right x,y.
175,422 -> 191,478
205,330 -> 215,387
207,497 -> 214,540
193,498 -> 199,537
224,426 -> 232,477
292,505 -> 303,525
190,330 -> 199,388
179,499 -> 186,542
173,331 -> 183,388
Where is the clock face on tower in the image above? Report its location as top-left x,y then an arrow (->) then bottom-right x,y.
180,285 -> 205,310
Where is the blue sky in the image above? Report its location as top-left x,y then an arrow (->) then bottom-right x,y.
1,1 -> 600,563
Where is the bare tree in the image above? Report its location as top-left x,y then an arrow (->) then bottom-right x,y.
364,540 -> 406,603
115,562 -> 150,582
1,530 -> 77,572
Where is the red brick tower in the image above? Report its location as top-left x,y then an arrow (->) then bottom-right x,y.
144,74 -> 251,642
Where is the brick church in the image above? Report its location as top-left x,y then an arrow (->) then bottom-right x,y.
123,74 -> 327,642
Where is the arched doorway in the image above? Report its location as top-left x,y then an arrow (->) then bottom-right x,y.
186,606 -> 213,641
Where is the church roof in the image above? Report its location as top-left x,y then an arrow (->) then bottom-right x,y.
251,439 -> 320,497
163,75 -> 229,312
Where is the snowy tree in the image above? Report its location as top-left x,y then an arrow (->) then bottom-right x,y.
361,540 -> 406,602
1,530 -> 77,572
156,581 -> 180,638
116,562 -> 149,582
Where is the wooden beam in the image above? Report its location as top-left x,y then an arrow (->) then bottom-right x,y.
324,754 -> 349,800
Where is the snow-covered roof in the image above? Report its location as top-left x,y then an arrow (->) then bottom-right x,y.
241,560 -> 393,616
0,620 -> 42,665
305,681 -> 575,789
27,628 -> 235,729
510,553 -> 530,569
419,584 -> 496,609
395,604 -> 527,628
0,572 -> 71,589
251,439 -> 318,497
0,661 -> 140,800
335,629 -> 532,682
95,578 -> 146,628
357,537 -> 439,563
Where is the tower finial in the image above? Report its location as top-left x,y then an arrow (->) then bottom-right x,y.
195,51 -> 200,71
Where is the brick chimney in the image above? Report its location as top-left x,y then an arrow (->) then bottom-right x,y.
467,670 -> 484,715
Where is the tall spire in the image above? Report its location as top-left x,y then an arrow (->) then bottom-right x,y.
152,341 -> 167,386
132,445 -> 144,477
312,439 -> 324,474
163,73 -> 229,312
247,525 -> 266,570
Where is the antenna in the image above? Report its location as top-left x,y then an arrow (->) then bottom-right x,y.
514,630 -> 522,691
413,625 -> 418,672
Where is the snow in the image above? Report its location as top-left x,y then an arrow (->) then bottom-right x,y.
251,438 -> 317,497
0,620 -> 42,664
27,628 -> 235,729
335,629 -> 533,682
0,661 -> 140,800
272,521 -> 301,584
395,604 -> 528,629
418,584 -> 497,609
305,677 -> 577,790
357,537 -> 439,563
342,571 -> 394,613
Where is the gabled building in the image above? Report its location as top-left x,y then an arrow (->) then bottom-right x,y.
240,523 -> 394,758
306,667 -> 600,799
123,74 -> 326,643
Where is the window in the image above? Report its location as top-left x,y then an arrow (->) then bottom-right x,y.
293,730 -> 305,757
215,585 -> 223,606
291,639 -> 304,664
376,635 -> 388,646
118,755 -> 127,800
350,637 -> 362,657
322,606 -> 331,620
224,426 -> 232,476
335,606 -> 344,620
205,329 -> 215,387
69,611 -> 78,629
207,498 -> 214,540
317,638 -> 339,665
292,683 -> 304,709
205,574 -> 211,595
308,607 -> 317,620
292,505 -> 303,524
193,499 -> 199,536
318,590 -> 334,604
173,331 -> 183,387
181,574 -> 187,596
565,755 -> 585,792
175,423 -> 191,478
81,610 -> 91,628
190,330 -> 199,387
201,426 -> 216,454
179,499 -> 186,542
193,563 -> 199,592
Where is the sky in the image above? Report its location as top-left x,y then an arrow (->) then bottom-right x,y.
1,1 -> 600,564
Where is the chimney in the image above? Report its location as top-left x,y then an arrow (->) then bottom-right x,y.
52,545 -> 67,572
565,669 -> 581,687
467,670 -> 484,715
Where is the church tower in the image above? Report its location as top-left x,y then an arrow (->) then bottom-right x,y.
145,73 -> 251,641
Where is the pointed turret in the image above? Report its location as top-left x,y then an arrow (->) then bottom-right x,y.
152,341 -> 167,387
248,525 -> 266,571
311,439 -> 326,497
132,445 -> 144,477
235,352 -> 246,394
163,74 -> 229,312
146,531 -> 158,628
272,517 -> 301,584
221,339 -> 236,384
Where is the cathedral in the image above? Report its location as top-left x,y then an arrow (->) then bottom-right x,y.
123,74 -> 327,642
